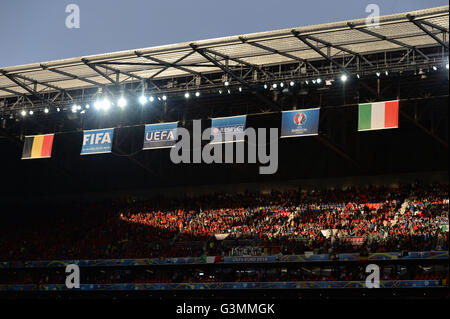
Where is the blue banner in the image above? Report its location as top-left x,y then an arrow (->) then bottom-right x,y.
143,122 -> 178,150
81,128 -> 114,155
211,115 -> 247,143
281,108 -> 320,138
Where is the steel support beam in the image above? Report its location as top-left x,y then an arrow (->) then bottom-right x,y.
149,51 -> 196,80
418,19 -> 449,33
135,51 -> 215,86
0,71 -> 45,99
291,31 -> 351,74
82,58 -> 117,85
41,64 -> 105,87
11,73 -> 67,96
95,63 -> 161,91
302,34 -> 374,66
93,61 -> 217,68
0,87 -> 26,96
191,44 -> 280,109
0,71 -> 63,112
97,63 -> 144,81
239,36 -> 320,73
347,23 -> 430,61
407,14 -> 449,50
203,47 -> 276,79
191,45 -> 259,89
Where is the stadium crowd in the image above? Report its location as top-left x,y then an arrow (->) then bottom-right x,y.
0,182 -> 447,261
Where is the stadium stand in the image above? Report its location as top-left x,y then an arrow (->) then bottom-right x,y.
0,182 -> 447,261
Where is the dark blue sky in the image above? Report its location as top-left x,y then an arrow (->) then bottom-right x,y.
0,0 -> 447,67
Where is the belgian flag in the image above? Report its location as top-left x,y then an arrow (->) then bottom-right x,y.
22,134 -> 54,160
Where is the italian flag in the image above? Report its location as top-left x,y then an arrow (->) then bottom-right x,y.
358,100 -> 399,131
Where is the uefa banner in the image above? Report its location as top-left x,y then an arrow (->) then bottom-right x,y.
143,122 -> 178,150
281,108 -> 320,138
21,134 -> 54,160
210,115 -> 247,144
81,128 -> 114,155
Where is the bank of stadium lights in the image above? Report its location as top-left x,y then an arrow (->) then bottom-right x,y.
71,105 -> 77,113
71,104 -> 82,113
139,95 -> 147,105
20,67 -> 449,118
117,96 -> 127,109
103,99 -> 111,111
94,97 -> 112,111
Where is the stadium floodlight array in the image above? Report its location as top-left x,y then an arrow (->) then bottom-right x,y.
117,97 -> 127,108
8,62 -> 449,120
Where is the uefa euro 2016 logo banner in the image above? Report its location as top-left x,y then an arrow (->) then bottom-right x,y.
81,128 -> 114,155
280,108 -> 320,138
143,122 -> 178,150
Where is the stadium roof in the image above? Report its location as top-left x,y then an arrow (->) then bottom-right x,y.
0,5 -> 448,101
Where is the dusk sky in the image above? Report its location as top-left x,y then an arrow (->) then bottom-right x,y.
0,0 -> 448,67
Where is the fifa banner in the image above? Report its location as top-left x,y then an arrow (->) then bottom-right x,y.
21,134 -> 54,160
358,100 -> 399,131
143,122 -> 178,150
81,128 -> 114,155
210,115 -> 247,144
281,108 -> 320,138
